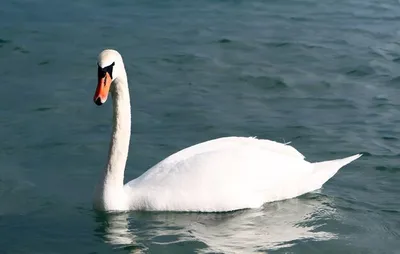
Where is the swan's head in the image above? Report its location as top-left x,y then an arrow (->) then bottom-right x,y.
93,49 -> 125,106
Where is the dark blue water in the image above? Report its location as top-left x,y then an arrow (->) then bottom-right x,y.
1,0 -> 400,253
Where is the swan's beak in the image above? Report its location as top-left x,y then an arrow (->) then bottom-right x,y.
94,72 -> 112,106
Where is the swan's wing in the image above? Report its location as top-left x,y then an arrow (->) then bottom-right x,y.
158,137 -> 305,167
125,138 -> 312,212
132,136 -> 305,184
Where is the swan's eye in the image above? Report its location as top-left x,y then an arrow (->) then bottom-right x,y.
105,62 -> 115,79
98,66 -> 106,78
97,62 -> 115,79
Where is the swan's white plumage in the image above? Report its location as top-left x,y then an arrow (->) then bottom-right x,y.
93,49 -> 362,212
124,137 -> 360,212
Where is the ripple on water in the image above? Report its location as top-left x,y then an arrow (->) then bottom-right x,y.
13,46 -> 29,54
161,53 -> 207,65
263,41 -> 328,50
238,74 -> 288,91
34,106 -> 53,112
0,38 -> 11,44
375,165 -> 400,173
381,136 -> 398,141
344,65 -> 376,77
218,38 -> 231,44
38,60 -> 50,66
0,38 -> 11,48
388,76 -> 400,85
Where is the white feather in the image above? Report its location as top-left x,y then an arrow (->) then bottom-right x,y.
125,138 -> 360,212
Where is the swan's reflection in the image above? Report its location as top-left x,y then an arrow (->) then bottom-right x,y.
95,194 -> 336,253
95,212 -> 146,254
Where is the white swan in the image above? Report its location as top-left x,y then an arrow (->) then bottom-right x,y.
92,49 -> 361,212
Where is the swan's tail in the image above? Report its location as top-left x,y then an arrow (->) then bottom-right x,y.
309,154 -> 362,191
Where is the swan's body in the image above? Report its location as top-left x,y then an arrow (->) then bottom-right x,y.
93,49 -> 361,212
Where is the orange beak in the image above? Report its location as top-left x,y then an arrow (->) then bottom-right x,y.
94,72 -> 112,105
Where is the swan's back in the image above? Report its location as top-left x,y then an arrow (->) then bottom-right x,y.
143,137 -> 305,172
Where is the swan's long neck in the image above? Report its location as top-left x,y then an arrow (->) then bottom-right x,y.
95,73 -> 131,211
106,76 -> 131,186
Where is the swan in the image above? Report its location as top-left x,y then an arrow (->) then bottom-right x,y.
92,49 -> 361,212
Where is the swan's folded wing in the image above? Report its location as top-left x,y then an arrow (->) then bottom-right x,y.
125,144 -> 312,211
132,137 -> 304,182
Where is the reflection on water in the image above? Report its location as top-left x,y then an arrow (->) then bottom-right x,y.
94,194 -> 336,253
95,212 -> 146,254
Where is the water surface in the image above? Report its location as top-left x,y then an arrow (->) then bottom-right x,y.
1,0 -> 400,253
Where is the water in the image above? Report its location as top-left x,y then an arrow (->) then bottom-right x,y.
1,0 -> 400,253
